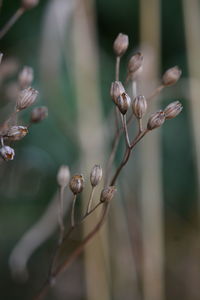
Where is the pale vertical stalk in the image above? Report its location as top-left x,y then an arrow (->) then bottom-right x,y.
0,7 -> 25,40
58,186 -> 65,243
183,0 -> 200,223
86,187 -> 95,214
71,1 -> 110,300
139,1 -> 165,300
71,194 -> 77,228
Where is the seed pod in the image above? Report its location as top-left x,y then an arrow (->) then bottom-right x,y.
0,146 -> 15,161
164,101 -> 183,120
132,95 -> 147,119
128,52 -> 143,74
110,81 -> 125,104
16,87 -> 38,111
21,0 -> 39,9
90,164 -> 102,187
100,186 -> 117,203
6,126 -> 28,141
162,66 -> 182,87
113,33 -> 129,57
116,92 -> 131,115
147,110 -> 165,130
69,175 -> 85,195
57,165 -> 70,187
18,66 -> 34,89
30,106 -> 48,123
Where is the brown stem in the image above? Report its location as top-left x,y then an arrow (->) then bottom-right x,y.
0,7 -> 25,40
34,203 -> 109,300
115,56 -> 120,81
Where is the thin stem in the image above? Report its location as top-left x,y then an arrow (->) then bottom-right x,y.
1,137 -> 4,147
138,118 -> 143,133
122,114 -> 131,148
34,203 -> 109,300
115,56 -> 120,81
0,7 -> 25,40
132,80 -> 137,98
86,186 -> 95,214
71,194 -> 77,228
147,84 -> 164,101
58,186 -> 65,244
81,201 -> 102,222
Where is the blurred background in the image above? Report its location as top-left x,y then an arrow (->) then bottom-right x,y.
0,0 -> 199,299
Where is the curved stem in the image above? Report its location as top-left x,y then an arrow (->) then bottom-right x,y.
86,186 -> 95,214
71,195 -> 77,228
0,7 -> 25,40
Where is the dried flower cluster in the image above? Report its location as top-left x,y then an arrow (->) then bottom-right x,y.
0,56 -> 48,162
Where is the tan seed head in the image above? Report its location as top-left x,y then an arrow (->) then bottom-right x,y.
147,110 -> 165,130
100,186 -> 117,203
113,33 -> 129,57
164,101 -> 183,120
90,164 -> 103,187
69,174 -> 85,195
162,66 -> 182,87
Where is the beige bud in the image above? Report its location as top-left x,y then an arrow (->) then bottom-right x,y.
116,92 -> 131,115
90,164 -> 103,187
128,52 -> 143,74
162,66 -> 182,87
21,0 -> 39,9
110,81 -> 125,104
113,33 -> 129,57
0,146 -> 15,161
31,106 -> 48,123
6,126 -> 28,141
69,175 -> 85,195
100,186 -> 117,203
147,110 -> 165,130
57,165 -> 70,187
132,95 -> 147,119
16,87 -> 38,111
18,66 -> 34,89
164,101 -> 183,120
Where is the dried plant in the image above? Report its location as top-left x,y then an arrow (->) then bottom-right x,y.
30,32 -> 183,300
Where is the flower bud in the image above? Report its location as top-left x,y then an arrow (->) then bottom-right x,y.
164,101 -> 183,120
30,106 -> 48,123
113,33 -> 129,57
16,87 -> 38,111
147,110 -> 165,130
69,175 -> 85,195
162,66 -> 182,87
90,164 -> 103,187
110,81 -> 125,104
128,52 -> 143,74
132,95 -> 147,119
100,186 -> 117,203
0,146 -> 15,161
6,126 -> 28,141
18,66 -> 34,89
116,92 -> 131,115
57,165 -> 70,187
21,0 -> 39,9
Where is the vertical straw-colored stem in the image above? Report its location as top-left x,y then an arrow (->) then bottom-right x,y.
86,187 -> 95,214
183,0 -> 200,223
71,194 -> 77,228
139,0 -> 164,300
0,7 -> 25,40
115,56 -> 120,81
58,186 -> 65,243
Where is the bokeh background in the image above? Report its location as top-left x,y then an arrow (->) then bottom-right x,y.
0,0 -> 199,299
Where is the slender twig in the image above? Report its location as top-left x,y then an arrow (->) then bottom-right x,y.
122,114 -> 131,148
132,80 -> 137,98
147,84 -> 164,101
34,203 -> 109,300
71,195 -> 77,228
138,118 -> 143,133
115,56 -> 120,81
0,7 -> 25,40
58,186 -> 65,244
86,187 -> 95,214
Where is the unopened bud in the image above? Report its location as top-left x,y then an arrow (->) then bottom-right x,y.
21,0 -> 39,9
18,66 -> 34,89
31,106 -> 48,123
69,174 -> 85,195
0,145 -> 15,161
162,66 -> 182,87
57,165 -> 70,187
110,81 -> 125,104
113,33 -> 129,57
164,101 -> 183,120
128,52 -> 143,74
6,126 -> 28,141
100,186 -> 117,203
116,92 -> 131,115
16,87 -> 38,111
147,110 -> 165,130
132,95 -> 147,119
90,164 -> 102,187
